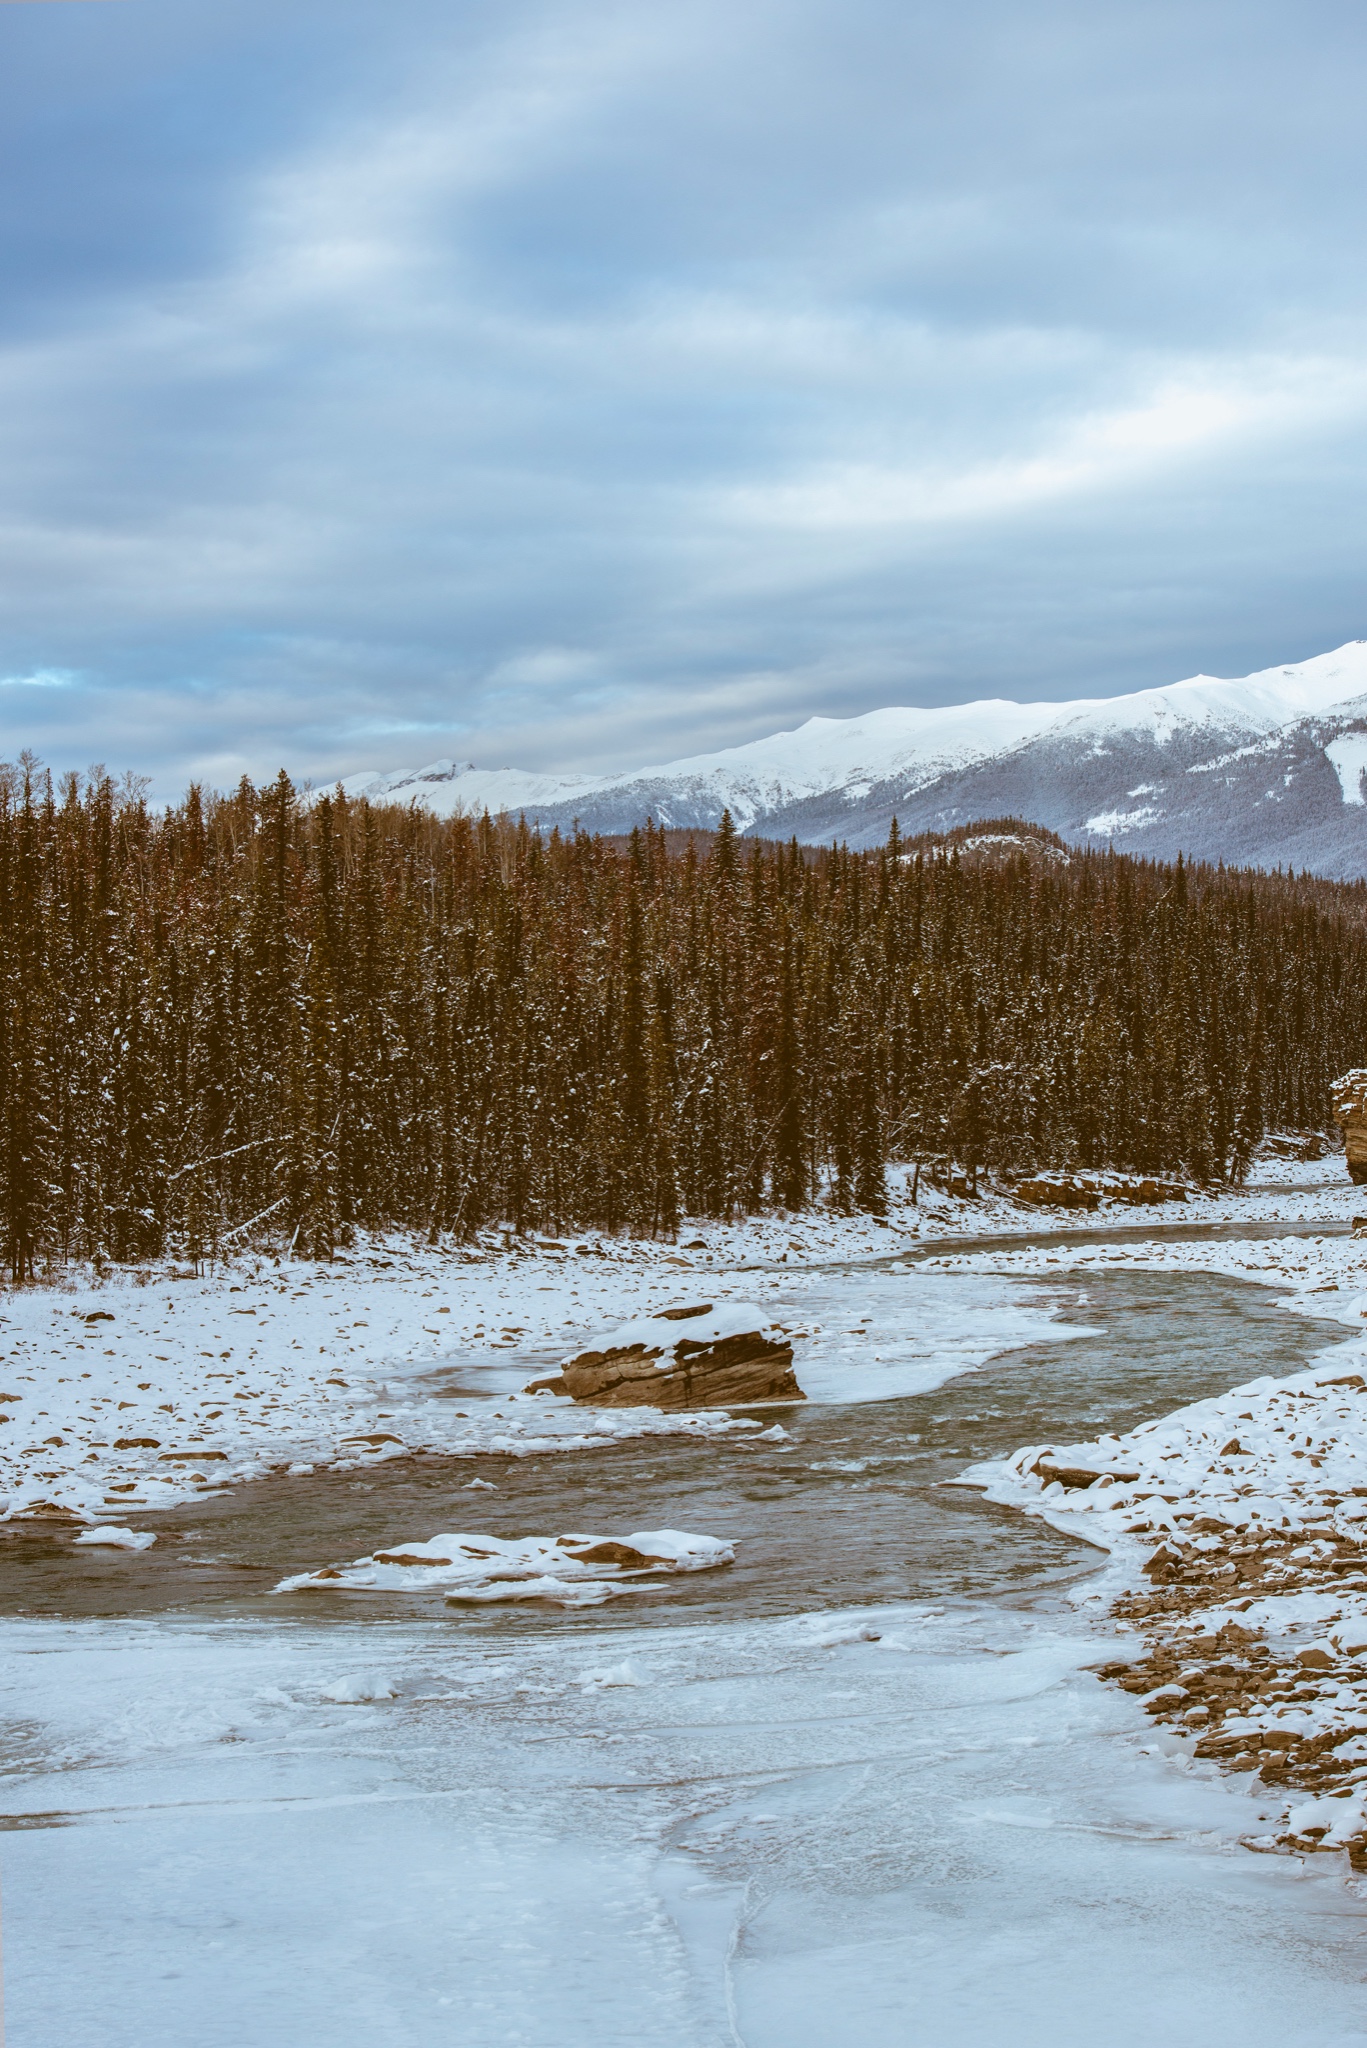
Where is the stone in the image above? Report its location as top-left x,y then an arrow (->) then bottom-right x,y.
1332,1070 -> 1367,1183
559,1538 -> 670,1567
1030,1457 -> 1139,1489
1012,1173 -> 1187,1208
1261,1130 -> 1330,1161
1013,1176 -> 1101,1210
530,1327 -> 804,1410
1107,1177 -> 1190,1205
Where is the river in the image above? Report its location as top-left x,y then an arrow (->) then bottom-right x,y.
6,1244 -> 1367,2046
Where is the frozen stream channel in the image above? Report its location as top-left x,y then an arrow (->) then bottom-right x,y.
6,1257 -> 1367,2045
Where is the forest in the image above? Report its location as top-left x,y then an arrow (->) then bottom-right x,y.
1,759 -> 1365,1278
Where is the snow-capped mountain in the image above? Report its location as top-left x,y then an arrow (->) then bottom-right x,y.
338,642 -> 1367,876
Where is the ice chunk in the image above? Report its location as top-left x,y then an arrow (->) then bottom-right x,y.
274,1526 -> 735,1601
73,1526 -> 157,1551
319,1674 -> 397,1703
579,1659 -> 647,1689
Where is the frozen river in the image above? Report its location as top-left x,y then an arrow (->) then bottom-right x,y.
6,1258 -> 1367,2046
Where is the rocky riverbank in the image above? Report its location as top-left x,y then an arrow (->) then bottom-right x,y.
970,1347 -> 1367,1863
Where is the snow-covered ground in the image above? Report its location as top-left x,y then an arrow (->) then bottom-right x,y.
0,1166 -> 1125,1524
10,1152 -> 1367,2043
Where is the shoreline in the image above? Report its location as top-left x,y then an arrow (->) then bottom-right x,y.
9,1153 -> 1367,1873
962,1311 -> 1367,1863
2,1153 -> 1361,1526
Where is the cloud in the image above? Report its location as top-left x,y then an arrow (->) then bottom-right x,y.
719,352 -> 1367,536
2,0 -> 1367,796
0,668 -> 76,689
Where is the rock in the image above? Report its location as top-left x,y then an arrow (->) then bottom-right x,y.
1260,1130 -> 1330,1161
1332,1070 -> 1367,1182
1296,1646 -> 1335,1670
1107,1177 -> 1190,1205
532,1322 -> 804,1410
1195,1732 -> 1248,1757
1013,1176 -> 1101,1210
1012,1173 -> 1187,1209
1031,1457 -> 1139,1489
559,1538 -> 669,1567
374,1551 -> 455,1566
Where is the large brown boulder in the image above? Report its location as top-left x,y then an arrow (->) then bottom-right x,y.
1333,1070 -> 1367,1183
527,1303 -> 805,1410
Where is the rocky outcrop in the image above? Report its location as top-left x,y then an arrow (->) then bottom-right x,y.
527,1303 -> 805,1410
1333,1070 -> 1367,1183
1260,1129 -> 1330,1161
1011,1173 -> 1187,1209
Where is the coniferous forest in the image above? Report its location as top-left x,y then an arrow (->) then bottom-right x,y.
2,760 -> 1366,1279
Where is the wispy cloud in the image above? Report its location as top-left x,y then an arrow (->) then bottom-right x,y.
0,668 -> 77,689
1,0 -> 1367,796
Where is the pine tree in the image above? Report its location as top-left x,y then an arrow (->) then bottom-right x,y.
773,939 -> 807,1210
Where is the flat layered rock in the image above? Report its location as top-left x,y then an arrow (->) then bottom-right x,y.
528,1302 -> 805,1410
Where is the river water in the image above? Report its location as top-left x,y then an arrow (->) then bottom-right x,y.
6,1249 -> 1367,2046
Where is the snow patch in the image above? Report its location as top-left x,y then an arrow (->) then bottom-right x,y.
275,1526 -> 735,1604
72,1526 -> 156,1552
1083,804 -> 1158,837
1324,732 -> 1367,806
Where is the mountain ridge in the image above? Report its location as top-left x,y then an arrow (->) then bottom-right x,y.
339,642 -> 1367,876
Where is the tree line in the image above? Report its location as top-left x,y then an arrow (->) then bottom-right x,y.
1,761 -> 1364,1278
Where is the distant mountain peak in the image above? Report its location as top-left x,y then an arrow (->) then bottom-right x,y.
334,641 -> 1367,877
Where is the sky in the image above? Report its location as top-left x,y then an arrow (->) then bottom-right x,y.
1,0 -> 1366,798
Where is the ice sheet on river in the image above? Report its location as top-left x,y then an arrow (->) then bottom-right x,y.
8,1601 -> 1367,2048
771,1265 -> 1097,1403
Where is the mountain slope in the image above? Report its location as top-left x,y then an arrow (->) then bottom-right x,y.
339,642 -> 1367,875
